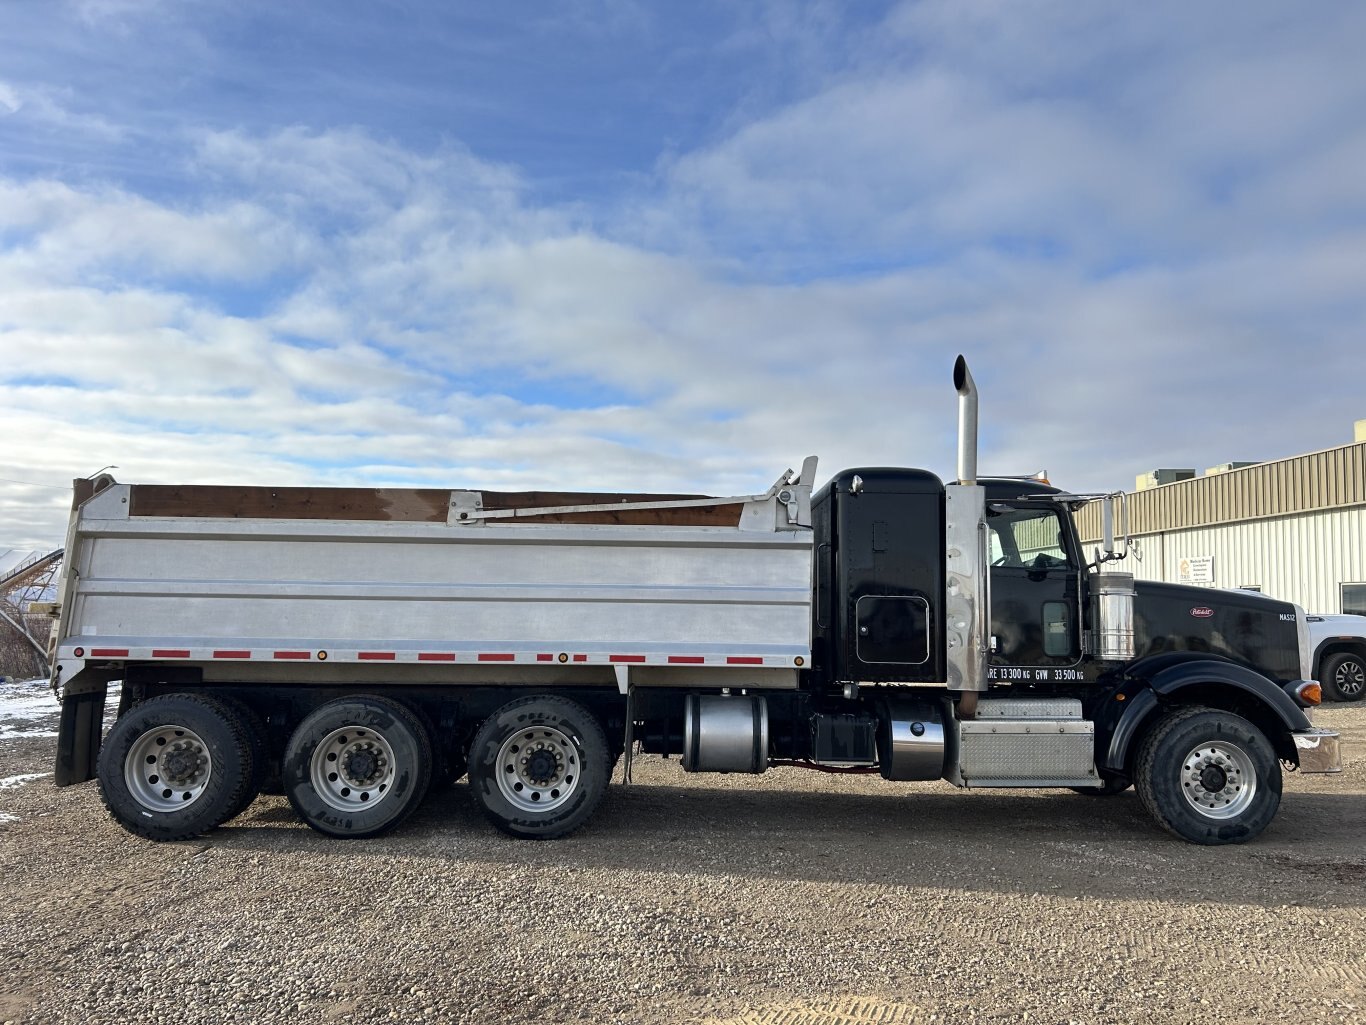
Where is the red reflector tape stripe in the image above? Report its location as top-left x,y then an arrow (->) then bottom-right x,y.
82,648 -> 801,666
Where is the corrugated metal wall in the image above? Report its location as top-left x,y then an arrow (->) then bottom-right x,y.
1073,438 -> 1366,613
1077,439 -> 1366,539
1095,507 -> 1366,613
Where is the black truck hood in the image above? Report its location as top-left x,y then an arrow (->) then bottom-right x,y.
1131,581 -> 1301,682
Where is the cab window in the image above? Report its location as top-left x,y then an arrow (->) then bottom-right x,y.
987,505 -> 1073,570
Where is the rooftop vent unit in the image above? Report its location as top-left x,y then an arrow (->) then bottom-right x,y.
1135,468 -> 1195,492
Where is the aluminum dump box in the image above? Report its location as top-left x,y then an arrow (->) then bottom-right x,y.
52,465 -> 816,694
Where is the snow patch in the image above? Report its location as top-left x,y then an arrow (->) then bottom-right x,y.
0,676 -> 61,739
0,772 -> 52,788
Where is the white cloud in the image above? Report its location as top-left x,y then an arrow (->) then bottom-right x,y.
0,181 -> 305,285
0,80 -> 123,140
3,4 -> 1366,555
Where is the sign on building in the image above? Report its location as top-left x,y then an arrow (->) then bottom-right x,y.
1178,555 -> 1215,584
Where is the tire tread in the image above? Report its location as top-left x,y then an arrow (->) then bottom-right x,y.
97,692 -> 255,842
1134,704 -> 1280,845
468,695 -> 609,840
283,693 -> 433,839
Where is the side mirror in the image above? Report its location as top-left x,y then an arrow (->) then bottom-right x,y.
1092,492 -> 1132,566
1101,494 -> 1116,558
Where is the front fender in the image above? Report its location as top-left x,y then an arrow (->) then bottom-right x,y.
1101,655 -> 1311,772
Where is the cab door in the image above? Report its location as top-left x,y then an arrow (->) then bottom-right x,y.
986,501 -> 1082,672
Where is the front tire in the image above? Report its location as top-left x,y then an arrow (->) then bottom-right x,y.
283,695 -> 432,839
1135,705 -> 1281,845
468,695 -> 609,839
96,693 -> 256,842
1321,652 -> 1366,702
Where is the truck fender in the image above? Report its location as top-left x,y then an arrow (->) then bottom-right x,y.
1100,655 -> 1311,773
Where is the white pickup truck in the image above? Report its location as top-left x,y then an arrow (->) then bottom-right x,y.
1307,614 -> 1366,702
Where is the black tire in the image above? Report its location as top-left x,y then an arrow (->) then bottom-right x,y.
1134,705 -> 1281,845
468,695 -> 610,839
1069,773 -> 1132,796
413,707 -> 468,791
283,695 -> 432,839
96,692 -> 255,842
215,696 -> 268,820
1321,652 -> 1366,703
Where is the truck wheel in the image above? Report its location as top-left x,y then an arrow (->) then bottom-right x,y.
1321,652 -> 1366,702
96,693 -> 256,842
1134,705 -> 1281,845
468,695 -> 610,839
283,695 -> 432,839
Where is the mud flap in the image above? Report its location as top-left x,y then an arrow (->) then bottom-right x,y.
54,690 -> 106,786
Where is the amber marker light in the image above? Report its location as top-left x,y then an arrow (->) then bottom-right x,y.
1115,693 -> 1126,701
558,652 -> 569,663
794,656 -> 805,667
317,650 -> 329,661
1296,681 -> 1322,705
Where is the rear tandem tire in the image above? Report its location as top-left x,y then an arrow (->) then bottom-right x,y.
468,695 -> 610,840
96,692 -> 256,842
283,695 -> 433,839
215,696 -> 268,820
1134,705 -> 1281,845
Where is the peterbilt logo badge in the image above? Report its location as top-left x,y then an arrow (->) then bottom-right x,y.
1190,606 -> 1215,618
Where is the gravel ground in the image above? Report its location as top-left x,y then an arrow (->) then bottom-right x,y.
0,684 -> 1362,1025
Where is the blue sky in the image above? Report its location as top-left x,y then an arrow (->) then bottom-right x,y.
2,0 -> 1365,550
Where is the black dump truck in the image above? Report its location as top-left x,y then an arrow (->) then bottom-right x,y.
48,357 -> 1340,845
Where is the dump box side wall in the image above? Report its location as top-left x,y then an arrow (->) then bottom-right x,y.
55,484 -> 813,689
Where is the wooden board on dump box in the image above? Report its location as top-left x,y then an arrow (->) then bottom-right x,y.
115,483 -> 743,527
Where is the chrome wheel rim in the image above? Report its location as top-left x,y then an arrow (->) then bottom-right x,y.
309,726 -> 397,812
1335,660 -> 1365,698
1180,741 -> 1256,819
496,725 -> 580,813
125,725 -> 213,812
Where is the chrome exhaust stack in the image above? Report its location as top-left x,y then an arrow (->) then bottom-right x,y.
953,354 -> 978,485
945,355 -> 988,716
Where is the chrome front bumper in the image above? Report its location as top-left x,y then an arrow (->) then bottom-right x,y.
1294,729 -> 1342,773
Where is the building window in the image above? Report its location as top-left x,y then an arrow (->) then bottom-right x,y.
1343,583 -> 1366,617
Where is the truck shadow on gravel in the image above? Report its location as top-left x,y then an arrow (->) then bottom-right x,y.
214,781 -> 1366,910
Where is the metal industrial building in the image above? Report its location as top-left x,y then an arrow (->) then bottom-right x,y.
1076,424 -> 1366,616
